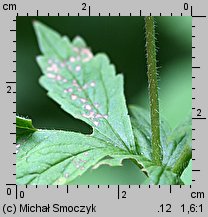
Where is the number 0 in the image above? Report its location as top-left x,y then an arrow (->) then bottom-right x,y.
184,3 -> 188,10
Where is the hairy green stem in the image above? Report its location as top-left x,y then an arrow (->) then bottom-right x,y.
145,16 -> 162,165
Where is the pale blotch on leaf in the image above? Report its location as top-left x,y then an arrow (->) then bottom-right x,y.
54,177 -> 67,185
64,173 -> 69,178
16,144 -> 21,154
71,94 -> 77,100
44,44 -> 108,127
75,65 -> 81,72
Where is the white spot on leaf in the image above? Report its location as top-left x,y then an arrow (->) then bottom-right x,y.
103,115 -> 108,119
72,80 -> 79,87
85,104 -> 92,111
82,48 -> 93,62
71,94 -> 77,100
64,173 -> 69,178
64,88 -> 73,93
56,75 -> 62,81
47,63 -> 59,73
60,62 -> 66,68
93,121 -> 99,126
82,111 -> 95,119
80,98 -> 87,103
70,57 -> 76,63
75,65 -> 81,72
90,82 -> 96,87
16,144 -> 21,154
95,114 -> 102,118
94,103 -> 99,108
83,84 -> 88,89
47,73 -> 56,79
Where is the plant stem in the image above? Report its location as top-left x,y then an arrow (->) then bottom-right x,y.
145,16 -> 162,165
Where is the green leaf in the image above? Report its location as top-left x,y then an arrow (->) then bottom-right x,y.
166,116 -> 192,175
181,160 -> 192,185
129,105 -> 171,161
129,105 -> 191,184
93,155 -> 181,184
34,21 -> 135,153
16,115 -> 179,185
17,22 -> 191,185
33,21 -> 71,59
16,116 -> 37,140
142,167 -> 182,185
93,155 -> 147,170
17,129 -> 129,185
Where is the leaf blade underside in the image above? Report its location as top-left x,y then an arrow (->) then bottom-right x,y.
16,129 -> 129,185
34,21 -> 135,153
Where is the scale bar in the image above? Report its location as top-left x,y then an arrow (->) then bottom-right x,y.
192,117 -> 206,120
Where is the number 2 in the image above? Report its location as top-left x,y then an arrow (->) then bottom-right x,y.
82,3 -> 87,10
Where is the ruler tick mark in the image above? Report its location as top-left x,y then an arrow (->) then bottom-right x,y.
6,81 -> 16,84
192,117 -> 206,120
192,15 -> 206,18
